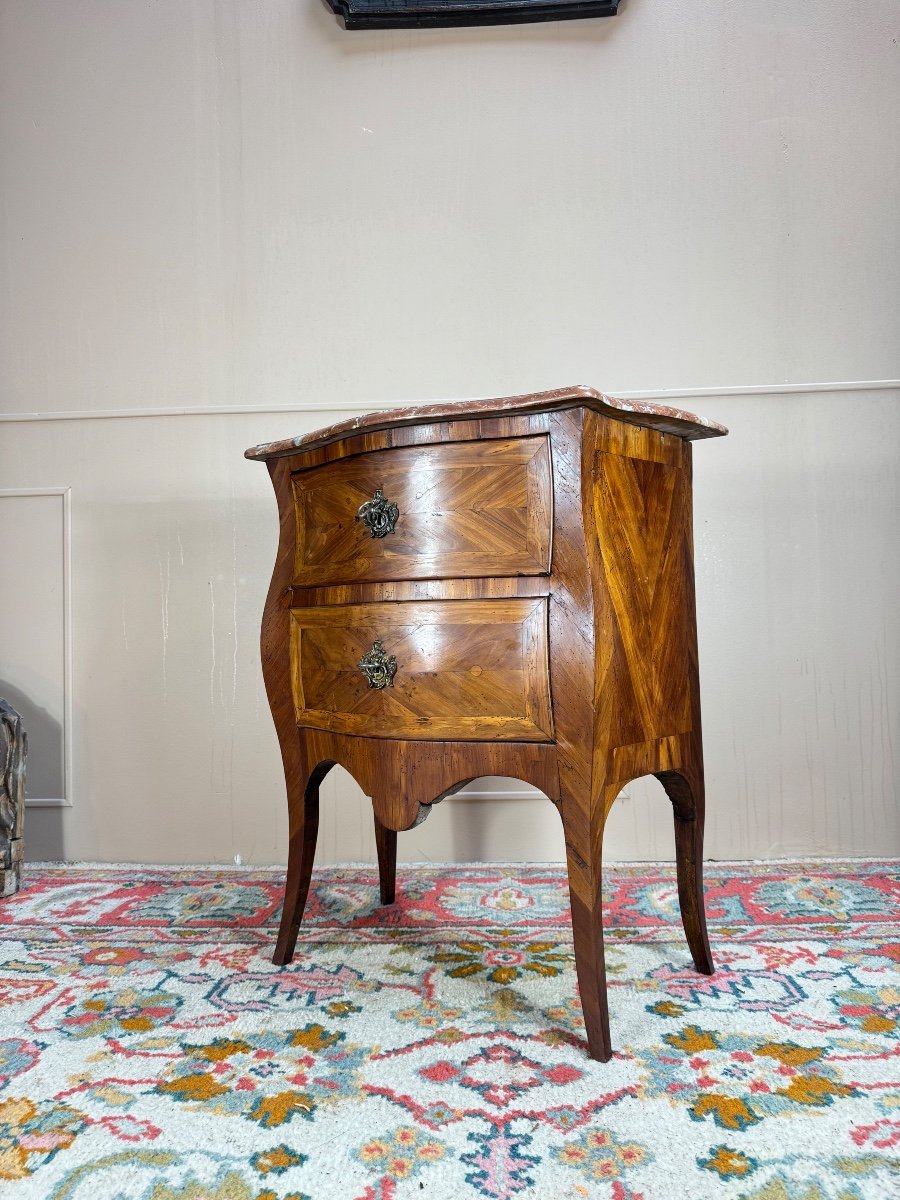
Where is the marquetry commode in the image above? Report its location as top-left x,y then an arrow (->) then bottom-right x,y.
246,385 -> 727,1061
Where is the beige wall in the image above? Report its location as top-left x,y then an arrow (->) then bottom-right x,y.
1,1 -> 898,863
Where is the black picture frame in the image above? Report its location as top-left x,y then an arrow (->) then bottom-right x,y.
324,0 -> 620,30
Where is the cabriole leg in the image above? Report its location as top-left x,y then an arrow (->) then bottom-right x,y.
374,814 -> 397,905
559,798 -> 612,1062
273,762 -> 329,966
656,766 -> 714,976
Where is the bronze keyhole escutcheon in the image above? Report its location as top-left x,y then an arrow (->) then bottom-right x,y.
358,641 -> 398,689
356,488 -> 399,538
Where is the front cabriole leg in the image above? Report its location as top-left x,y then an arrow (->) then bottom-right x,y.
558,793 -> 612,1062
273,759 -> 331,965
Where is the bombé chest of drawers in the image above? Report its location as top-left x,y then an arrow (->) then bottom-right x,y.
246,385 -> 727,1061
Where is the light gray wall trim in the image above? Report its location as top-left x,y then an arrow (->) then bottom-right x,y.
1,379 -> 897,425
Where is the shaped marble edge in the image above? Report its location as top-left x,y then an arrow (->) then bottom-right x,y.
244,384 -> 728,460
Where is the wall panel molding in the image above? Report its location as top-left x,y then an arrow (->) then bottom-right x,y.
0,488 -> 73,807
1,380 -> 897,425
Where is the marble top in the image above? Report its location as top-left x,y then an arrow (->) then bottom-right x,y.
245,385 -> 728,461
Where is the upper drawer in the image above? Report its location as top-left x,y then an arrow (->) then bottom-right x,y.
291,436 -> 552,586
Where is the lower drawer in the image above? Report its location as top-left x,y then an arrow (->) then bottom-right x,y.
289,598 -> 553,742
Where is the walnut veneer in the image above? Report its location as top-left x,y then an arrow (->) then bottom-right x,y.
247,385 -> 727,1061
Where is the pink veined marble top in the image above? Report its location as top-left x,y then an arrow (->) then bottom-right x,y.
244,385 -> 728,460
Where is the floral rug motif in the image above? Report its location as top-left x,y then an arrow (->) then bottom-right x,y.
0,860 -> 898,1199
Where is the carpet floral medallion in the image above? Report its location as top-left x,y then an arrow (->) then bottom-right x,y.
0,861 -> 898,1200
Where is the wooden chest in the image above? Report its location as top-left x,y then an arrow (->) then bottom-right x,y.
247,385 -> 727,1060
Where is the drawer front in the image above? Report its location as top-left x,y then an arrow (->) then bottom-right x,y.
289,598 -> 553,742
292,436 -> 552,586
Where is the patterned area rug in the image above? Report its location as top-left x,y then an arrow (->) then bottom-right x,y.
0,861 -> 898,1200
